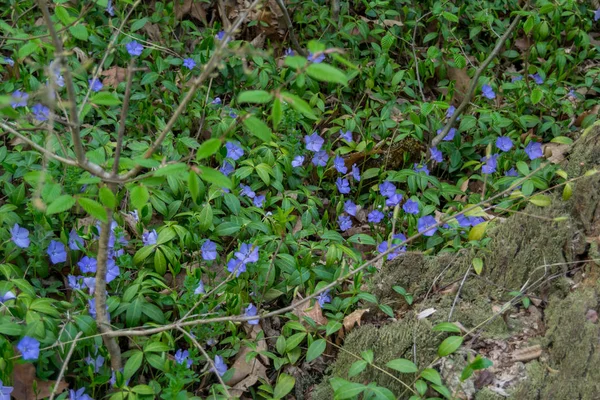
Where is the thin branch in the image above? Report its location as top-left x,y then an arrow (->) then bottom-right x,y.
48,332 -> 82,400
274,0 -> 306,56
112,62 -> 135,176
430,14 -> 522,148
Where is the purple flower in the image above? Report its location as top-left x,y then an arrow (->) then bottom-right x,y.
368,210 -> 384,223
343,200 -> 356,216
456,214 -> 471,228
174,349 -> 193,368
525,141 -> 543,160
235,243 -> 259,264
106,0 -> 115,16
496,136 -> 513,152
32,104 -> 50,121
446,105 -> 456,118
211,97 -> 222,105
17,336 -> 40,361
253,194 -> 265,208
385,193 -> 403,207
47,240 -> 67,264
595,9 -> 600,21
216,31 -> 230,42
11,90 -> 28,108
194,279 -> 205,295
78,256 -> 97,274
130,210 -> 139,222
213,355 -> 227,376
414,164 -> 429,175
333,156 -> 347,174
417,215 -> 438,237
336,177 -> 350,194
85,354 -> 105,373
292,155 -> 305,167
0,291 -> 16,303
0,379 -> 13,399
228,110 -> 237,118
125,40 -> 143,56
10,223 -> 30,248
529,73 -> 544,85
68,275 -> 84,290
68,229 -> 84,250
505,168 -> 518,177
284,48 -> 294,56
110,369 -> 130,387
511,75 -> 523,82
402,199 -> 419,215
3,57 -> 14,66
352,164 -> 361,181
377,234 -> 406,260
308,52 -> 325,63
227,258 -> 246,276
379,181 -> 396,198
481,153 -> 499,174
245,303 -> 259,325
69,387 -> 93,400
142,229 -> 158,246
312,150 -> 329,167
88,78 -> 103,92
240,184 -> 256,198
469,216 -> 484,226
225,142 -> 244,160
316,290 -> 331,306
482,84 -> 495,99
83,277 -> 96,294
568,89 -> 576,99
305,132 -> 324,152
339,130 -> 353,142
430,147 -> 442,162
201,240 -> 217,260
106,259 -> 119,283
183,58 -> 196,70
437,127 -> 457,141
338,215 -> 352,231
220,161 -> 234,176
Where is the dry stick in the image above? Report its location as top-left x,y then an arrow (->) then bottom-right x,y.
118,0 -> 263,181
112,62 -> 135,176
447,263 -> 471,321
178,327 -> 232,398
430,14 -> 522,148
48,332 -> 82,400
274,0 -> 306,56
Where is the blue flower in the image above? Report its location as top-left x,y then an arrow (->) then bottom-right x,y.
3,57 -> 14,66
437,127 -> 457,141
68,275 -> 84,290
125,40 -> 143,56
385,193 -> 403,207
481,154 -> 499,174
402,199 -> 419,215
312,150 -> 329,167
85,354 -> 105,373
215,30 -> 230,42
344,200 -> 357,216
106,0 -> 115,16
368,210 -> 384,223
183,58 -> 196,70
339,130 -> 353,142
142,229 -> 158,246
235,243 -> 259,264
68,229 -> 84,250
32,103 -> 50,121
0,291 -> 16,303
174,349 -> 193,368
11,90 -> 28,108
47,240 -> 67,264
245,303 -> 259,325
106,259 -> 119,283
352,164 -> 361,181
430,147 -> 442,162
17,336 -> 40,361
595,9 -> 600,21
211,97 -> 222,105
88,78 -> 103,92
130,210 -> 139,222
469,217 -> 484,226
220,161 -> 234,176
225,141 -> 244,160
194,279 -> 205,295
482,84 -> 496,99
11,223 -> 29,248
413,163 -> 429,175
284,48 -> 294,56
78,256 -> 97,274
446,105 -> 456,118
496,136 -> 513,152
336,177 -> 350,194
505,168 -> 518,177
69,387 -> 93,400
338,215 -> 352,231
379,181 -> 396,198
304,132 -> 324,152
308,52 -> 325,63
529,73 -> 544,85
202,239 -> 217,260
227,258 -> 246,276
213,355 -> 228,376
525,141 -> 543,160
88,298 -> 110,321
0,379 -> 13,399
377,234 -> 406,260
292,155 -> 305,167
316,290 -> 331,306
253,195 -> 266,208
83,277 -> 95,294
240,183 -> 256,198
417,215 -> 438,237
333,156 -> 347,174
456,214 -> 471,228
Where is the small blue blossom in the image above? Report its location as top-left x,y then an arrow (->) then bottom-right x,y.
78,256 -> 97,274
211,97 -> 222,105
215,30 -> 230,42
47,240 -> 67,264
202,239 -> 217,260
368,210 -> 384,223
338,215 -> 352,231
68,275 -> 84,290
496,136 -> 513,152
525,141 -> 543,160
446,105 -> 456,118
511,75 -> 523,82
88,298 -> 110,321
225,142 -> 244,160
227,258 -> 246,276
129,210 -> 139,222
106,0 -> 115,16
194,280 -> 205,295
11,90 -> 28,108
595,9 -> 600,21
125,40 -> 143,56
183,58 -> 196,70
308,52 -> 325,63
385,193 -> 403,207
174,349 -> 193,368
85,354 -> 105,373
106,259 -> 119,283
292,155 -> 305,167
89,78 -> 103,92
220,161 -> 234,176
469,216 -> 485,226
344,200 -> 357,216
529,73 -> 544,85
245,303 -> 259,325
414,163 -> 429,175
336,178 -> 351,194
70,387 -> 93,400
417,215 -> 438,237
253,194 -> 265,208
505,168 -> 518,177
312,150 -> 329,167
304,132 -> 324,152
379,181 -> 396,198
213,355 -> 228,376
352,164 -> 361,181
402,199 -> 419,215
339,130 -> 353,142
0,380 -> 13,399
68,229 -> 84,250
333,156 -> 347,174
32,104 -> 50,121
316,290 -> 331,306
0,291 -> 16,303
240,184 -> 256,198
430,147 -> 442,162
481,153 -> 499,174
284,48 -> 294,56
235,243 -> 259,264
11,224 -> 30,248
482,84 -> 496,99
3,57 -> 14,66
17,336 -> 40,361
377,234 -> 406,260
437,127 -> 457,141
142,229 -> 158,246
456,214 -> 471,228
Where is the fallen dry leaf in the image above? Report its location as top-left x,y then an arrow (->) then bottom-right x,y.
574,104 -> 600,127
225,346 -> 269,387
543,142 -> 570,164
101,66 -> 127,87
12,363 -> 69,400
174,0 -> 207,24
343,308 -> 369,332
511,345 -> 542,363
447,66 -> 471,104
292,296 -> 328,326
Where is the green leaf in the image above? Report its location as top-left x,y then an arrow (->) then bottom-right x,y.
325,321 -> 342,336
348,360 -> 368,377
432,384 -> 452,399
472,257 -> 483,275
55,6 -> 75,25
516,161 -> 529,176
563,182 -> 572,201
421,368 -> 443,386
18,41 -> 40,59
198,204 -> 213,231
130,17 -> 148,32
255,163 -> 272,185
306,63 -> 348,85
141,301 -> 165,323
273,373 -> 295,399
529,194 -> 551,207
330,378 -> 366,399
442,11 -> 459,23
531,88 -> 543,105
306,339 -> 326,362
156,227 -> 176,245
140,72 -> 159,85
90,92 -> 121,106
132,385 -> 154,395
366,385 -> 395,400
78,198 -> 108,223
285,332 -> 306,352
99,187 -> 117,209
379,304 -> 394,317
272,98 -> 282,130
432,322 -> 461,333
69,25 -> 89,41
130,185 -> 149,210
438,336 -> 463,356
280,92 -> 317,120
215,221 -> 240,236
124,350 -> 144,380
196,138 -> 221,160
154,249 -> 167,275
551,136 -> 573,145
46,195 -> 76,215
126,298 -> 143,327
238,90 -> 273,104
198,166 -> 232,189
188,171 -> 202,203
143,341 -> 171,354
468,221 -> 488,241
386,358 -> 418,373
0,320 -> 23,336
243,116 -> 273,143
133,245 -> 155,265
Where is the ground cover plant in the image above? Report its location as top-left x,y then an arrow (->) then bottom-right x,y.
0,0 -> 599,398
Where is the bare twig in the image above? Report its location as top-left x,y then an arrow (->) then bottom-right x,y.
274,0 -> 306,56
447,264 -> 471,321
48,332 -> 82,400
430,14 -> 522,148
112,62 -> 135,176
